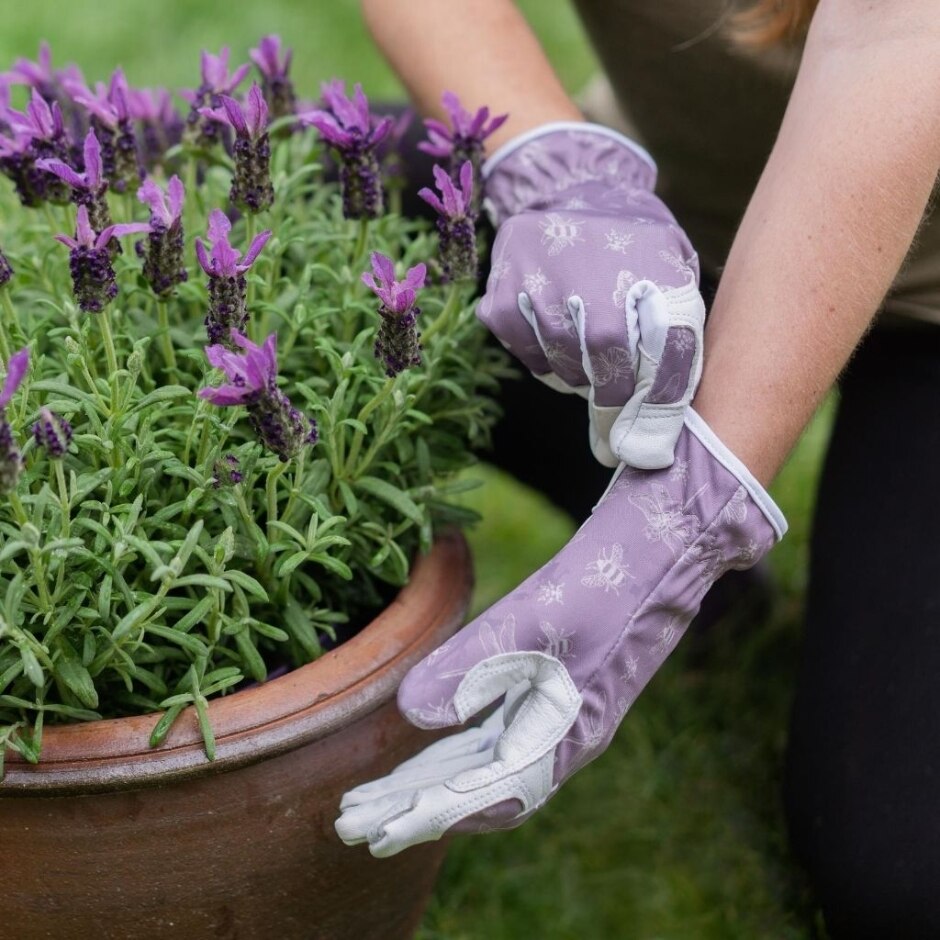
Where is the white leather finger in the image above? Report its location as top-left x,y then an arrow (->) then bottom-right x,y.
339,734 -> 500,810
339,709 -> 506,810
340,729 -> 497,810
609,280 -> 705,469
365,747 -> 557,858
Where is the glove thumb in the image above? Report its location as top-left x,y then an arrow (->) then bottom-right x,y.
397,611 -> 520,729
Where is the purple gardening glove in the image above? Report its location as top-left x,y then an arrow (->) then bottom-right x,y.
335,411 -> 786,857
477,122 -> 705,469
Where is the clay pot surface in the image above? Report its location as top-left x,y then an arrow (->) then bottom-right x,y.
0,532 -> 472,940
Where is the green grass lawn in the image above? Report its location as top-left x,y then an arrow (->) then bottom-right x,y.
1,4 -> 830,936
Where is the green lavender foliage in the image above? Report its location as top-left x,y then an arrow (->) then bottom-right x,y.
0,111 -> 510,770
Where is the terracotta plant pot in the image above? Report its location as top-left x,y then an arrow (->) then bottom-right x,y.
0,532 -> 471,940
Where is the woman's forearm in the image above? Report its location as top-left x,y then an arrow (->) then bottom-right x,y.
694,0 -> 940,485
360,0 -> 581,149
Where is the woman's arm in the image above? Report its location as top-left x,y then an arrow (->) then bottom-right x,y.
694,0 -> 940,484
363,0 -> 939,487
360,0 -> 582,148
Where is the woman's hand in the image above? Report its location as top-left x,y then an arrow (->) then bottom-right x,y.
479,123 -> 706,467
336,412 -> 786,856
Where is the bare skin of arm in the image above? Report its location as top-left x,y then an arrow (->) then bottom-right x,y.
361,0 -> 582,147
362,0 -> 940,485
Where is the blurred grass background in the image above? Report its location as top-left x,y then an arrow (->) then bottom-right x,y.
1,2 -> 830,936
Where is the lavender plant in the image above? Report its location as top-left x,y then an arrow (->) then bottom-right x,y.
0,40 -> 508,770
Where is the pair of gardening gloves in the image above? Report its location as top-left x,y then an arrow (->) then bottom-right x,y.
336,123 -> 787,857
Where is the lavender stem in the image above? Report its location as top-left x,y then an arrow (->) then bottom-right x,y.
97,311 -> 119,397
8,491 -> 53,612
352,218 -> 369,269
344,376 -> 395,476
53,459 -> 70,539
156,299 -> 178,373
420,283 -> 461,343
0,293 -> 15,362
265,460 -> 289,542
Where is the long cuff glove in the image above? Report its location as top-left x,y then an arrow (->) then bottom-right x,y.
335,411 -> 786,857
478,122 -> 705,469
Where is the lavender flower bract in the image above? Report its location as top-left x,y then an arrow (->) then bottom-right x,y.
2,42 -> 86,142
250,35 -> 296,121
418,160 -> 478,283
37,129 -> 113,234
2,90 -> 72,205
199,330 -> 316,462
136,175 -> 188,297
201,84 -> 273,213
300,82 -> 392,220
0,348 -> 29,494
65,69 -> 141,194
419,91 -> 507,210
183,47 -> 250,149
195,209 -> 271,348
362,252 -> 426,377
33,407 -> 72,459
54,205 -> 150,312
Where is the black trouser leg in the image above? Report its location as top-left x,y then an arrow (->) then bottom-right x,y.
783,323 -> 940,938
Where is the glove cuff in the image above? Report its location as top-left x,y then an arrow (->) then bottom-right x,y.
683,407 -> 788,540
481,121 -> 658,226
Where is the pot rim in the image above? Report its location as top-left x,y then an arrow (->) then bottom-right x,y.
0,531 -> 471,795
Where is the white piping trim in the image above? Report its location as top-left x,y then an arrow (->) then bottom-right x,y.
482,121 -> 657,179
684,409 -> 788,540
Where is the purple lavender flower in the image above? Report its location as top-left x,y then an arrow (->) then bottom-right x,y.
250,35 -> 296,120
136,176 -> 188,297
2,42 -> 86,142
2,43 -> 82,104
201,83 -> 273,213
0,245 -> 12,288
362,252 -> 426,377
300,81 -> 392,220
0,348 -> 29,495
65,68 -> 142,194
37,129 -> 113,234
211,453 -> 243,488
0,127 -> 42,207
32,407 -> 72,459
183,47 -> 251,149
0,80 -> 10,121
419,91 -> 507,209
126,88 -> 183,172
418,160 -> 478,283
54,205 -> 150,312
2,90 -> 72,204
199,330 -> 316,462
195,209 -> 271,348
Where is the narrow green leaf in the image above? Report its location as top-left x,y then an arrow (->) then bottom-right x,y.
276,551 -> 310,578
20,648 -> 43,688
355,476 -> 424,525
173,595 -> 215,634
55,645 -> 99,709
234,629 -> 267,683
146,623 -> 209,657
149,702 -> 185,748
223,571 -> 269,602
194,693 -> 216,761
